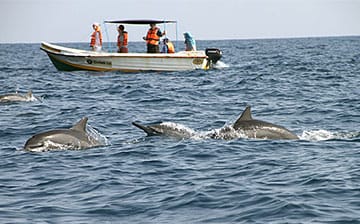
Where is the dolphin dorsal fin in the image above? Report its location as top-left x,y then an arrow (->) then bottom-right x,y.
233,106 -> 253,128
26,90 -> 33,97
71,117 -> 88,132
239,106 -> 252,121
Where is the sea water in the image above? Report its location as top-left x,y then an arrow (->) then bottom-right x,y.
0,37 -> 359,223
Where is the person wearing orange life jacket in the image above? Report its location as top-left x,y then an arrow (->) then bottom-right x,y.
143,23 -> 165,53
117,25 -> 128,53
90,22 -> 103,51
161,38 -> 175,54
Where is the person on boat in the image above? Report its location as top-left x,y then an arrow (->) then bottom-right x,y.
184,32 -> 196,51
143,23 -> 165,53
117,25 -> 128,53
161,38 -> 175,54
90,22 -> 103,51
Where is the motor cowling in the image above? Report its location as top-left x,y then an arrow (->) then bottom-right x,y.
205,48 -> 222,64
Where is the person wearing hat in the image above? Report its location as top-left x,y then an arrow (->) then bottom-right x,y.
90,22 -> 103,51
161,38 -> 175,54
143,23 -> 165,53
117,25 -> 128,53
184,32 -> 196,51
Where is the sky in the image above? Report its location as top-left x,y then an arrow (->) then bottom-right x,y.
1,0 -> 360,43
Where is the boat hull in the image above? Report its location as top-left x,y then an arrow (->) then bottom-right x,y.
41,42 -> 212,72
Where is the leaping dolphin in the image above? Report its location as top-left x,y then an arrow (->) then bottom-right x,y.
24,117 -> 103,152
133,106 -> 299,140
0,90 -> 35,103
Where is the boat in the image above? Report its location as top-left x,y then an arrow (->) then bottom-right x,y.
40,19 -> 222,72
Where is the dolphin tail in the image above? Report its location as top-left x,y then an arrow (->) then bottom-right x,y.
132,122 -> 160,136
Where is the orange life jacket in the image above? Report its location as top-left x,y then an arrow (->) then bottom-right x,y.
166,42 -> 175,53
90,27 -> 102,47
117,31 -> 128,47
146,27 -> 160,45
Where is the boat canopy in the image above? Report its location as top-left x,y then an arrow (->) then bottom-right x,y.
104,19 -> 177,25
103,19 -> 179,51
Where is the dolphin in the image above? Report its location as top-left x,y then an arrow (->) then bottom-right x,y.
24,117 -> 103,152
132,121 -> 195,139
133,106 -> 299,140
0,90 -> 35,103
222,106 -> 299,140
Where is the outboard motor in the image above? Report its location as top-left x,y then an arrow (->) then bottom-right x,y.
205,48 -> 222,67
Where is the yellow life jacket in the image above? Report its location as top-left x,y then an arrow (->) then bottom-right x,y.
166,41 -> 175,53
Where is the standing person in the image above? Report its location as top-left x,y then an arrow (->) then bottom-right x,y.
143,23 -> 165,53
184,32 -> 196,51
90,22 -> 103,51
117,25 -> 128,53
161,38 -> 175,53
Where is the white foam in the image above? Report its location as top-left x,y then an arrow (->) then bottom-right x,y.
161,122 -> 195,132
156,122 -> 196,139
299,129 -> 360,141
86,125 -> 111,146
213,61 -> 229,69
194,125 -> 248,140
26,140 -> 77,152
28,94 -> 39,102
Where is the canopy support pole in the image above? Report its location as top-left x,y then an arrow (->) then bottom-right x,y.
176,21 -> 178,52
104,21 -> 112,52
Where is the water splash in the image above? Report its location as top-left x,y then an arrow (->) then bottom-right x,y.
156,122 -> 196,139
199,125 -> 247,140
299,129 -> 360,141
25,140 -> 80,152
28,93 -> 41,102
213,61 -> 229,69
86,125 -> 111,146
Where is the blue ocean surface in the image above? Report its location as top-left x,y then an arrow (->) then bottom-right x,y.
0,37 -> 360,223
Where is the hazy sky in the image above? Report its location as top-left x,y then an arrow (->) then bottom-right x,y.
1,0 -> 360,43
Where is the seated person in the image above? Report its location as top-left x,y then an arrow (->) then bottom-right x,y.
161,38 -> 175,53
184,32 -> 196,51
